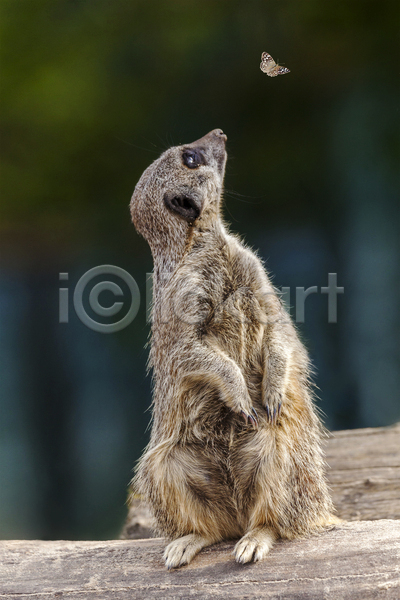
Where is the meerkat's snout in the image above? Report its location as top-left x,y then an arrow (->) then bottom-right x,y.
188,128 -> 227,145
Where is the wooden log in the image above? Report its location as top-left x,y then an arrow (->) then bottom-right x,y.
1,520 -> 399,599
120,422 -> 400,539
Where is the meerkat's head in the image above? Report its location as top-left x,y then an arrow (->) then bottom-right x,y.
130,129 -> 227,251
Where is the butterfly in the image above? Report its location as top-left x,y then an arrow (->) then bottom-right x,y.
260,52 -> 290,77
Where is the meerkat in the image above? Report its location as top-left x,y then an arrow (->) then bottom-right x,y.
128,129 -> 338,569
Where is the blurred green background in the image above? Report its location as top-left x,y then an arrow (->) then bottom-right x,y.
1,0 -> 399,540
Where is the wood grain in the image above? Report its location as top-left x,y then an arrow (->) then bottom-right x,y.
1,520 -> 399,599
327,422 -> 400,521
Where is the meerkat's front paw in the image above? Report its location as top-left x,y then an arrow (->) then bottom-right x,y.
233,389 -> 258,429
226,384 -> 258,429
263,388 -> 283,424
234,528 -> 276,564
163,534 -> 212,569
240,407 -> 258,429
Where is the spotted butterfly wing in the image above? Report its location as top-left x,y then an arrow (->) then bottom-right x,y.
260,52 -> 290,77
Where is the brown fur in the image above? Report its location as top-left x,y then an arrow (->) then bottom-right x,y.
128,129 -> 338,568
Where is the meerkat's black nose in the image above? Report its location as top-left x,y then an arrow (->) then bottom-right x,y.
186,129 -> 227,149
211,129 -> 227,142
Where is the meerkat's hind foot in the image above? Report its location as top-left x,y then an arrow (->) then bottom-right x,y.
234,527 -> 277,564
163,533 -> 214,569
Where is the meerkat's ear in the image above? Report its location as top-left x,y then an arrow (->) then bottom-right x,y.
164,192 -> 201,224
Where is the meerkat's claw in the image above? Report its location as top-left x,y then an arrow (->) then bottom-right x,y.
163,534 -> 212,569
263,390 -> 283,424
241,409 -> 258,429
249,415 -> 258,430
233,528 -> 276,564
264,406 -> 277,424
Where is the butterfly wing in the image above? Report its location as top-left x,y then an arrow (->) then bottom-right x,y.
276,66 -> 290,75
261,52 -> 275,64
260,52 -> 276,75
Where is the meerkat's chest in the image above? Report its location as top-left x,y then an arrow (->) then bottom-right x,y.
204,286 -> 265,363
152,268 -> 266,373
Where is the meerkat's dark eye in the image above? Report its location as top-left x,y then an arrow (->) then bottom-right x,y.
182,149 -> 206,169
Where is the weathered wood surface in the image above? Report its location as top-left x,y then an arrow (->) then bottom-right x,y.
121,422 -> 400,539
327,422 -> 400,521
1,520 -> 399,599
